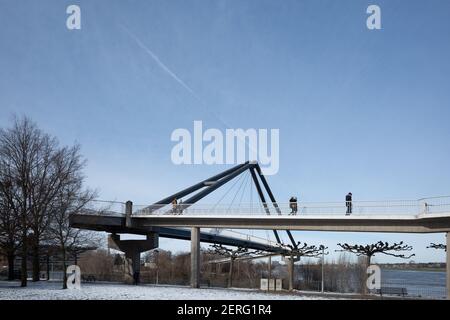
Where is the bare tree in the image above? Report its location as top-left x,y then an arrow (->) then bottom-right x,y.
0,117 -> 44,286
0,116 -> 91,286
336,241 -> 415,266
287,242 -> 328,258
0,179 -> 21,280
49,181 -> 98,289
29,138 -> 90,281
337,241 -> 415,294
208,244 -> 262,288
427,243 -> 447,251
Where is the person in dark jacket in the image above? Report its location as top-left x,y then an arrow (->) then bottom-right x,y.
289,196 -> 298,215
345,192 -> 352,215
172,198 -> 178,214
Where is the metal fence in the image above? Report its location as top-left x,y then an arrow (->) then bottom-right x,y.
82,200 -> 126,215
76,196 -> 450,217
134,268 -> 447,299
292,279 -> 447,299
130,196 -> 450,217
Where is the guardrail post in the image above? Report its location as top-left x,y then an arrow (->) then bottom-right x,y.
125,201 -> 133,228
191,227 -> 200,288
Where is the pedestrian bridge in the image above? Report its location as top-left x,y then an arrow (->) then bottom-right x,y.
68,161 -> 450,296
78,196 -> 450,233
127,197 -> 450,233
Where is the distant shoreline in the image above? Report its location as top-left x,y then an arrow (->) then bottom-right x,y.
382,267 -> 446,272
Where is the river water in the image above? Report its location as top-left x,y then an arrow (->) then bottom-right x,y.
381,269 -> 446,299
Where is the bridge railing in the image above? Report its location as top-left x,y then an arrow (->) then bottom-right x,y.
79,200 -> 126,215
418,196 -> 450,214
75,196 -> 450,217
131,196 -> 450,216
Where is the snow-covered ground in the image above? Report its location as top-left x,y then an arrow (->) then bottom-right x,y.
0,281 -> 330,300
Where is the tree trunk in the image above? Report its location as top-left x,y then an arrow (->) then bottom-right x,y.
62,249 -> 67,289
31,237 -> 40,281
20,231 -> 27,287
46,254 -> 50,280
7,253 -> 15,280
228,258 -> 234,288
364,255 -> 372,295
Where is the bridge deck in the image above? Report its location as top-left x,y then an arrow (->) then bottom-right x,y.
130,212 -> 450,233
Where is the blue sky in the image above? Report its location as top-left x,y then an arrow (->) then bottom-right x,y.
1,0 -> 450,262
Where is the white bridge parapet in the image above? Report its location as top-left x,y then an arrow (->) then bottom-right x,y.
131,196 -> 450,217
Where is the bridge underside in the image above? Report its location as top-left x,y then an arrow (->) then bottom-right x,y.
69,214 -> 287,254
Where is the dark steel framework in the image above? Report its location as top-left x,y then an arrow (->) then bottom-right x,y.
141,161 -> 297,249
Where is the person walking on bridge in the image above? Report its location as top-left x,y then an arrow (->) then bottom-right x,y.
289,196 -> 298,215
172,198 -> 178,214
345,192 -> 352,215
178,199 -> 184,215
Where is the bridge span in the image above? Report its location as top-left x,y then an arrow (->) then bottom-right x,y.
71,200 -> 450,298
69,162 -> 450,298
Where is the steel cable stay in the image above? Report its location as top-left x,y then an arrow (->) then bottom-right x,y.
237,172 -> 249,207
227,171 -> 249,211
238,170 -> 253,209
132,162 -> 297,249
200,169 -> 266,244
195,170 -> 249,212
208,170 -> 248,235
210,171 -> 258,242
221,172 -> 256,241
210,170 -> 246,211
223,172 -> 269,249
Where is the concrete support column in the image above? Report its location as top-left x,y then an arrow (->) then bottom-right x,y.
287,256 -> 294,292
447,232 -> 450,300
108,233 -> 158,285
191,227 -> 200,288
125,250 -> 141,285
125,200 -> 133,228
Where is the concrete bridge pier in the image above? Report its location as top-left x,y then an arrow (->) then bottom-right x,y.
125,249 -> 142,283
108,233 -> 159,284
285,255 -> 300,292
191,227 -> 200,288
447,232 -> 450,300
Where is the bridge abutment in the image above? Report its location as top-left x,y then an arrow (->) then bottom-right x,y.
191,227 -> 200,288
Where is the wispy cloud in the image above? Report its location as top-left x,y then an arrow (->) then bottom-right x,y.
120,25 -> 260,165
120,24 -> 205,105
